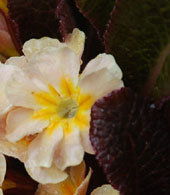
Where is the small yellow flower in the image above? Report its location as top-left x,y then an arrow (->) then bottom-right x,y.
0,28 -> 123,184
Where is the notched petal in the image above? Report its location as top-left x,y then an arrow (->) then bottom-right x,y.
25,163 -> 68,185
79,54 -> 124,100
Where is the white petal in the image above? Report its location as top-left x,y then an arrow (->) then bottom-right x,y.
0,137 -> 28,162
6,68 -> 39,109
55,128 -> 84,170
65,28 -> 85,60
0,64 -> 18,116
23,37 -> 62,58
0,116 -> 28,162
27,127 -> 63,168
23,29 -> 85,61
0,188 -> 3,195
91,184 -> 120,195
27,47 -> 80,90
35,161 -> 88,195
5,56 -> 27,69
25,163 -> 68,184
0,154 -> 6,186
35,184 -> 55,195
6,108 -> 49,142
80,129 -> 95,154
79,54 -> 124,100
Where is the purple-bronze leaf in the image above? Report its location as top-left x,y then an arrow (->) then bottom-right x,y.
56,0 -> 76,40
8,0 -> 61,44
7,0 -> 104,68
90,88 -> 170,195
55,0 -> 104,68
74,0 -> 115,39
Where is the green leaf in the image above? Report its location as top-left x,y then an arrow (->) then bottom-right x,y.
74,0 -> 115,37
104,0 -> 170,99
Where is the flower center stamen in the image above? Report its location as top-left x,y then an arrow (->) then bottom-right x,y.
57,97 -> 78,119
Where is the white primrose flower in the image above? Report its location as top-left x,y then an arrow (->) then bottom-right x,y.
0,28 -> 123,184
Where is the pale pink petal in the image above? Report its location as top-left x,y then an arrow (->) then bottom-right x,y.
27,47 -> 80,90
79,54 -> 124,100
0,138 -> 28,162
23,29 -> 85,61
91,184 -> 120,195
75,110 -> 94,154
35,179 -> 74,195
0,119 -> 28,162
25,163 -> 68,184
27,127 -> 63,168
6,68 -> 40,109
23,37 -> 62,58
75,168 -> 92,195
35,184 -> 56,195
65,28 -> 85,60
5,56 -> 27,69
35,162 -> 91,195
35,177 -> 75,195
35,182 -> 69,195
6,108 -> 49,142
0,154 -> 6,186
80,129 -> 95,154
0,64 -> 18,116
55,128 -> 84,170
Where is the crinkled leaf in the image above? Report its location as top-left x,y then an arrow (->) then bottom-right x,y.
74,0 -> 115,38
90,88 -> 170,195
7,0 -> 104,66
104,0 -> 170,99
53,0 -> 104,66
55,0 -> 105,68
8,0 -> 61,44
56,0 -> 77,40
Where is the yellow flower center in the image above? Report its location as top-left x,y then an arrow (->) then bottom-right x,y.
32,77 -> 94,135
